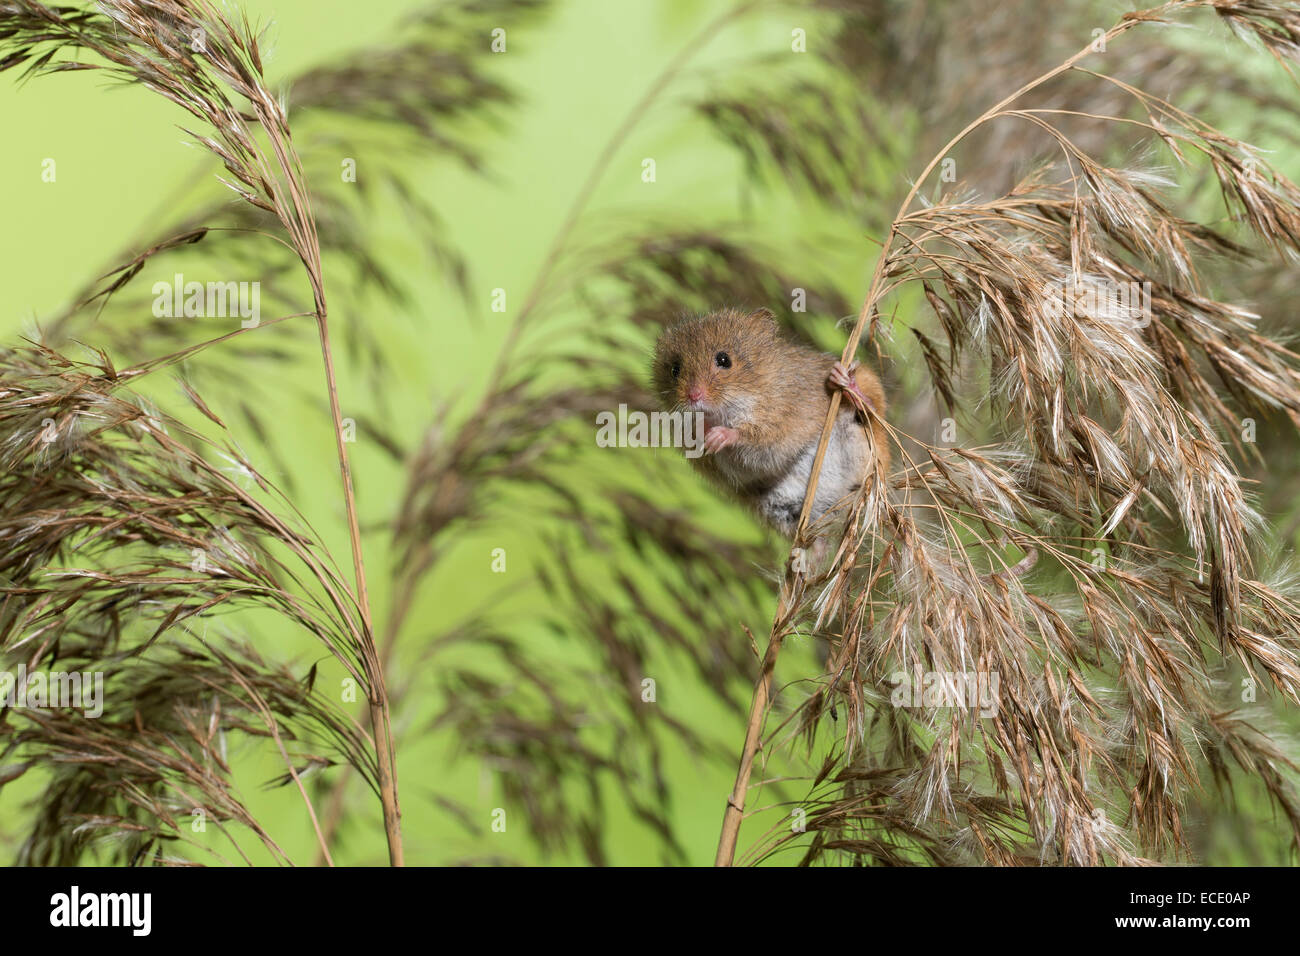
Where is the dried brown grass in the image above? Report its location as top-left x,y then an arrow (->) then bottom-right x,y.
719,0 -> 1300,866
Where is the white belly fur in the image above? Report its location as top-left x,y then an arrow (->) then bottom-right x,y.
756,414 -> 869,536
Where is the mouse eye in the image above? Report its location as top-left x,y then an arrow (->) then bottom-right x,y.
669,359 -> 681,379
715,351 -> 731,369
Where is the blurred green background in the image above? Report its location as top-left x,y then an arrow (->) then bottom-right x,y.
1,0 -> 1297,865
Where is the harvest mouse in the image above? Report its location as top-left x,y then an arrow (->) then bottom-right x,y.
652,307 -> 889,547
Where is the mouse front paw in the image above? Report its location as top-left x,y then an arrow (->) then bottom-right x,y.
829,360 -> 873,418
703,425 -> 740,454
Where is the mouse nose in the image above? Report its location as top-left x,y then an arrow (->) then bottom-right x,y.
687,385 -> 707,404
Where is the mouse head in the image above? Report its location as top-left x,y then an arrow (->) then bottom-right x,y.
652,307 -> 782,422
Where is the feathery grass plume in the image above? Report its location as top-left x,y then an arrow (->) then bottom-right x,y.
715,0 -> 1300,866
0,343 -> 378,864
23,0 -> 555,501
0,0 -> 404,862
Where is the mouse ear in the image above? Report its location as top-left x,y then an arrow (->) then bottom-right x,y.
746,307 -> 778,327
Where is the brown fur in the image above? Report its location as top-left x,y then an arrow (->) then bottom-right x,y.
652,307 -> 889,537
